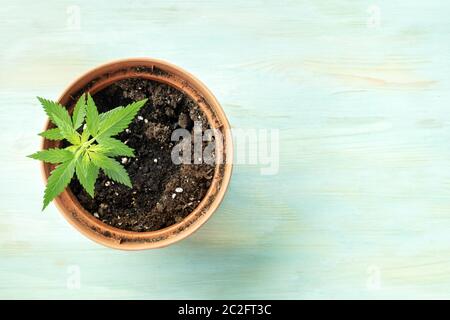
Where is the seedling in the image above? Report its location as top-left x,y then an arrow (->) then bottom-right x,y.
28,93 -> 147,210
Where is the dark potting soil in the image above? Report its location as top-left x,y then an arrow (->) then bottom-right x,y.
69,78 -> 215,232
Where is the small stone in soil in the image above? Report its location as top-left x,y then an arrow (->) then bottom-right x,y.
98,205 -> 107,215
178,113 -> 192,128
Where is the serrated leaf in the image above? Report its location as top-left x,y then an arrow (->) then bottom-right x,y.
97,137 -> 135,157
80,128 -> 90,144
55,117 -> 80,145
72,94 -> 86,130
89,152 -> 132,187
96,99 -> 147,139
86,93 -> 100,137
65,145 -> 79,153
75,153 -> 99,198
99,106 -> 124,122
39,128 -> 64,140
43,159 -> 76,210
32,95 -> 140,208
28,148 -> 74,164
38,97 -> 72,127
37,97 -> 80,145
87,144 -> 108,154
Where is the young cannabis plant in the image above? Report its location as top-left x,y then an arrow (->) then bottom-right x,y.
28,93 -> 147,210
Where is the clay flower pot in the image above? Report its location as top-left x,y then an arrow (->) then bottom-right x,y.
41,58 -> 233,250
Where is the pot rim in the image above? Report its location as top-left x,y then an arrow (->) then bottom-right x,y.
40,57 -> 233,250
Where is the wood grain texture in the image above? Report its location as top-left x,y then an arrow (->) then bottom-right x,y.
1,0 -> 450,299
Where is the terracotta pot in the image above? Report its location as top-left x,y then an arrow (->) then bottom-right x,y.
41,58 -> 233,250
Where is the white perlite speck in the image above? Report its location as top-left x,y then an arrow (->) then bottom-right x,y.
93,213 -> 99,218
121,157 -> 128,164
172,193 -> 176,199
175,187 -> 183,193
137,116 -> 144,121
105,181 -> 111,187
144,119 -> 148,123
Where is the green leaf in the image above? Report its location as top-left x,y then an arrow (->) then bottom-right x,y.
72,94 -> 86,130
28,148 -> 74,164
38,97 -> 73,127
89,152 -> 132,187
37,97 -> 80,145
80,128 -> 90,144
87,144 -> 108,154
32,94 -> 140,208
59,122 -> 81,145
39,128 -> 64,140
99,106 -> 124,122
86,93 -> 100,137
43,159 -> 76,210
65,145 -> 79,153
97,137 -> 135,157
75,153 -> 99,198
96,99 -> 147,139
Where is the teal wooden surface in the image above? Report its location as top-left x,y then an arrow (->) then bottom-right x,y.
1,0 -> 450,299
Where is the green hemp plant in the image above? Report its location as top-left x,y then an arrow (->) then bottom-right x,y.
28,93 -> 147,210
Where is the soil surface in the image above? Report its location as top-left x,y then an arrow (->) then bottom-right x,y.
69,78 -> 215,232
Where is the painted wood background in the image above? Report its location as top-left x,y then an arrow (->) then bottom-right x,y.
1,0 -> 450,299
